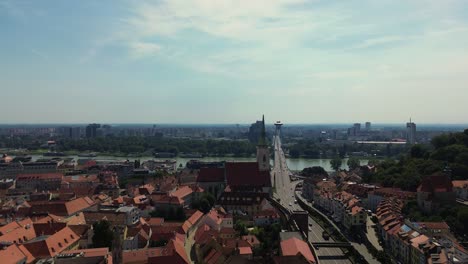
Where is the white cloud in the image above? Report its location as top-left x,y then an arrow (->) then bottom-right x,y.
129,41 -> 162,58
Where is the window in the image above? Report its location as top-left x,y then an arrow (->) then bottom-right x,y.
58,242 -> 62,247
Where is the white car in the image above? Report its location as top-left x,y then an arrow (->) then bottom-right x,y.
289,202 -> 292,206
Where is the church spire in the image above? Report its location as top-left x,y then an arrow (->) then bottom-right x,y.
258,115 -> 267,146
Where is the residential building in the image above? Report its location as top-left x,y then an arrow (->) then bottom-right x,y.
279,237 -> 316,264
16,173 -> 63,191
85,123 -> 100,138
406,120 -> 417,145
417,174 -> 455,213
452,180 -> 468,200
55,248 -> 113,264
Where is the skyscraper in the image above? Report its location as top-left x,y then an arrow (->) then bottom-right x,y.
365,122 -> 371,131
85,123 -> 101,138
406,119 -> 417,145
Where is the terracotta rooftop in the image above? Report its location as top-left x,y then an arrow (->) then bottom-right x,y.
187,210 -> 203,226
147,217 -> 164,226
171,185 -> 193,199
280,237 -> 315,264
417,222 -> 450,230
22,226 -> 80,258
242,235 -> 261,247
0,222 -> 37,244
63,247 -> 110,258
29,196 -> 95,216
452,180 -> 468,189
197,167 -> 225,182
17,173 -> 63,181
239,246 -> 253,255
0,244 -> 27,264
225,162 -> 271,187
417,174 -> 453,193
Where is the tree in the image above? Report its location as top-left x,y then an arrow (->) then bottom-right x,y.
234,220 -> 248,236
410,144 -> 428,159
200,199 -> 211,213
347,157 -> 360,171
92,220 -> 114,249
330,157 -> 342,171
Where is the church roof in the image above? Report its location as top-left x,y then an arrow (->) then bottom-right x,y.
225,162 -> 271,187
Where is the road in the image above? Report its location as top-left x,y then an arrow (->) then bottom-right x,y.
272,135 -> 351,264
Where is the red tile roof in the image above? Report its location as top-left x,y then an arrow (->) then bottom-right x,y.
147,238 -> 190,264
147,217 -> 164,226
238,246 -> 253,255
417,174 -> 453,193
242,235 -> 261,247
123,247 -> 164,264
171,186 -> 193,199
204,248 -> 223,264
17,173 -> 63,181
417,222 -> 450,230
29,197 -> 95,216
63,247 -> 110,258
0,244 -> 27,264
0,223 -> 37,244
0,220 -> 21,235
22,226 -> 80,258
33,222 -> 67,236
187,210 -> 203,226
18,244 -> 35,264
452,180 -> 468,189
225,162 -> 271,187
197,167 -> 225,182
280,237 -> 315,264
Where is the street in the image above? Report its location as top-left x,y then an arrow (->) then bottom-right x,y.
272,135 -> 351,264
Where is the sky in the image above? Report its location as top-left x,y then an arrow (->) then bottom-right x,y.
1,0 -> 468,124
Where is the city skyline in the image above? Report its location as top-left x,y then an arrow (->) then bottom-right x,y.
2,0 -> 468,124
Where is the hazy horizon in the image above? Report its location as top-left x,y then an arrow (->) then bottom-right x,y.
2,1 -> 468,123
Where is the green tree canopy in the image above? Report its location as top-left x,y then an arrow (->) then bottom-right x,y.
330,157 -> 342,171
92,220 -> 114,249
347,157 -> 360,171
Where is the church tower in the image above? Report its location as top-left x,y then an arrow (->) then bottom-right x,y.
256,115 -> 270,171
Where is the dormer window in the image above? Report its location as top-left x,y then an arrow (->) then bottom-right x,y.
51,248 -> 55,252
64,238 -> 68,243
58,242 -> 62,247
70,234 -> 74,239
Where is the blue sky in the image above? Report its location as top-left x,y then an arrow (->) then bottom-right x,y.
1,0 -> 468,124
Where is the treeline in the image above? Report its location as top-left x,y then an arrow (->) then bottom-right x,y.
287,139 -> 408,158
1,135 -> 257,157
365,129 -> 468,191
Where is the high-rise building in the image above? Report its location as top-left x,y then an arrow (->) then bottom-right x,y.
60,127 -> 82,139
365,122 -> 371,131
256,115 -> 270,172
353,123 -> 361,133
248,120 -> 263,144
348,123 -> 361,137
406,119 -> 417,145
85,123 -> 101,138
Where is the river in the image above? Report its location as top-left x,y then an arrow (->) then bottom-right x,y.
27,154 -> 367,172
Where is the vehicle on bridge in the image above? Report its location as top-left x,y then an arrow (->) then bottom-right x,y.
322,231 -> 330,240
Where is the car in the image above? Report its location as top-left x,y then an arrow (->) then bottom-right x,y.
289,202 -> 292,206
309,223 -> 312,226
308,227 -> 312,231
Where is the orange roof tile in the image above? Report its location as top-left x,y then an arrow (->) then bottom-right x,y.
239,246 -> 253,255
280,237 -> 315,264
0,244 -> 27,264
